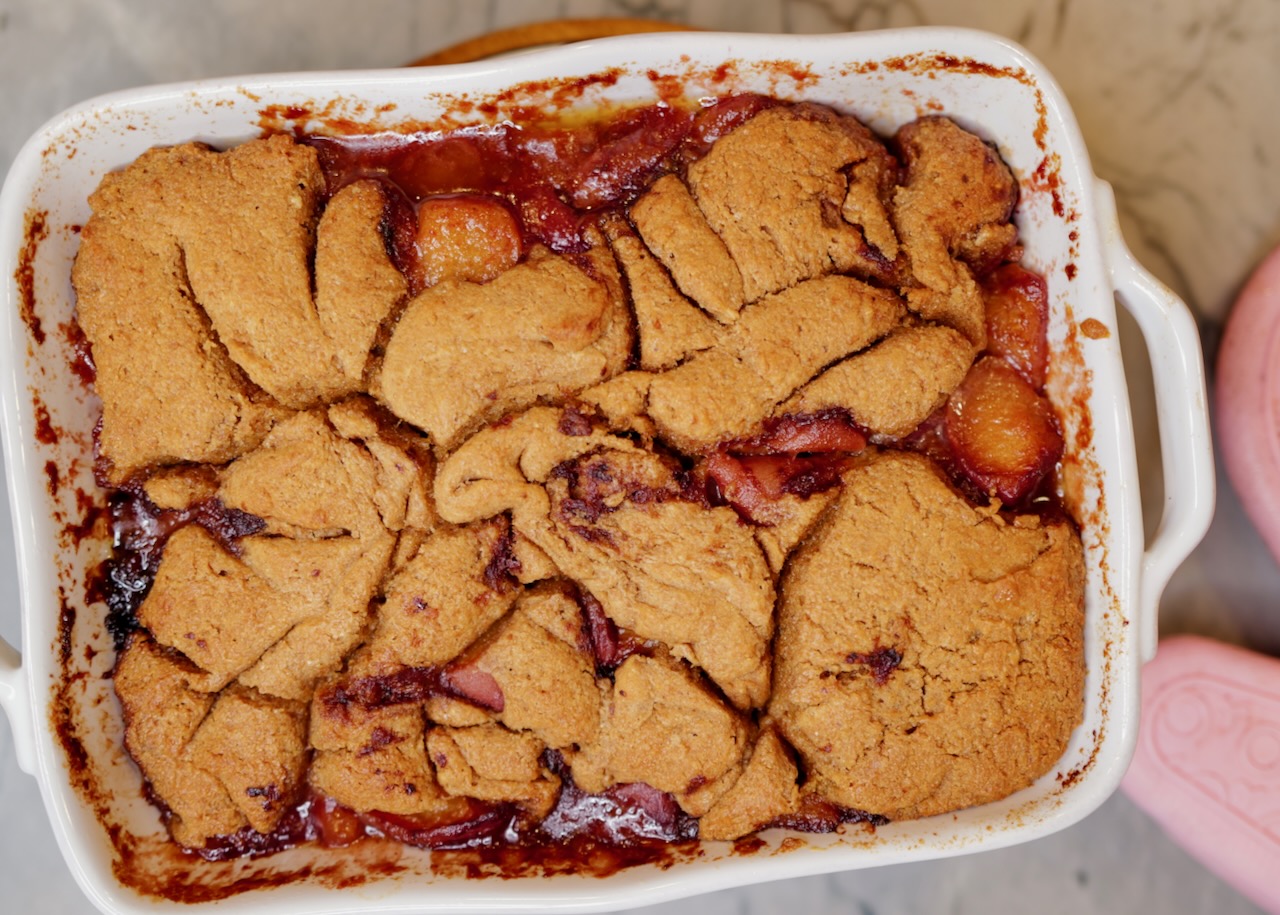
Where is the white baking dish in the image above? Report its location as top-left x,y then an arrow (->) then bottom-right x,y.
0,27 -> 1214,915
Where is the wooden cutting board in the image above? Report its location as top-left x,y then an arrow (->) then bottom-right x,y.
408,17 -> 695,66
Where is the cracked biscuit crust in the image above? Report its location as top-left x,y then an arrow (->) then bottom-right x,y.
435,409 -> 776,711
375,240 -> 631,454
770,452 -> 1084,821
87,101 -> 1083,851
686,104 -> 900,301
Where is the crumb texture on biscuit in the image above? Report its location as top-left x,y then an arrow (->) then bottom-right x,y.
770,452 -> 1085,821
435,409 -> 776,710
893,116 -> 1018,347
646,275 -> 903,451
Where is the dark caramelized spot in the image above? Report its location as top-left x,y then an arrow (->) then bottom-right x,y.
557,404 -> 595,436
566,523 -> 616,546
64,319 -> 97,386
245,784 -> 283,807
17,209 -> 48,346
324,666 -> 443,714
33,397 -> 57,445
846,646 -> 903,685
58,591 -> 76,667
482,516 -> 521,593
552,452 -> 696,536
357,726 -> 404,758
90,487 -> 265,650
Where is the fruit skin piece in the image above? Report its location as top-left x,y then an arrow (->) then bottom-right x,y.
566,104 -> 693,210
731,409 -> 869,456
945,356 -> 1063,505
983,263 -> 1049,389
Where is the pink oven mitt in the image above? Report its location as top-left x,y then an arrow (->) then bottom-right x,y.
1217,243 -> 1280,565
1121,635 -> 1280,914
1126,242 -> 1280,911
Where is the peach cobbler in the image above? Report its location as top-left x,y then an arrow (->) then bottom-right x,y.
72,95 -> 1084,861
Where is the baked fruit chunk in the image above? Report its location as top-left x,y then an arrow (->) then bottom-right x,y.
946,356 -> 1065,504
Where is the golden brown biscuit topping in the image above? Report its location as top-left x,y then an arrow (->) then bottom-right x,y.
75,96 -> 1083,864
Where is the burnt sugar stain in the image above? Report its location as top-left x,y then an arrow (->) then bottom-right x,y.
33,395 -> 58,445
17,209 -> 49,345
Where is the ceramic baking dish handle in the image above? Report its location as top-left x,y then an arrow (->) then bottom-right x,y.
0,631 -> 35,774
1094,180 -> 1216,664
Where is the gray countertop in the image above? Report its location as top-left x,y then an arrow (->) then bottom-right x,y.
1,1 -> 1276,912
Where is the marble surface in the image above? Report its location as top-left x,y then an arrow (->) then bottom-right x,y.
1,0 -> 1277,912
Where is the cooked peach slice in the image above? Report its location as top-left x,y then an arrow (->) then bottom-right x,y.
567,104 -> 692,209
706,451 -> 850,523
983,263 -> 1049,388
412,195 -> 521,289
577,589 -> 648,673
439,664 -> 505,712
308,793 -> 365,847
706,410 -> 868,522
945,356 -> 1063,504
